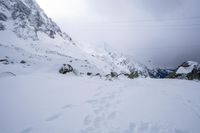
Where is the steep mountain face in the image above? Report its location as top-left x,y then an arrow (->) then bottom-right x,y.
0,0 -> 71,40
0,0 -> 100,76
77,43 -> 150,77
167,61 -> 200,80
0,0 -> 158,78
0,0 -> 85,59
148,67 -> 172,79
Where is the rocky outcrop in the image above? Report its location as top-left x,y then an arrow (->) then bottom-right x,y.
0,0 -> 72,41
0,12 -> 7,21
59,64 -> 73,74
0,23 -> 5,30
167,61 -> 200,80
148,68 -> 172,79
127,71 -> 139,79
187,67 -> 200,80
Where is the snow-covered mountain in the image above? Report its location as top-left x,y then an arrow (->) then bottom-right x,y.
76,42 -> 150,77
0,0 -> 152,78
148,67 -> 172,79
1,1 -> 200,133
0,0 -> 71,40
167,61 -> 200,80
2,0 -> 197,81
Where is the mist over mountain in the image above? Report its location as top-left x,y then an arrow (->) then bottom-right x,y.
38,0 -> 200,68
0,1 -> 200,133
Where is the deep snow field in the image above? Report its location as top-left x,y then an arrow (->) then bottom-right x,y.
0,71 -> 200,133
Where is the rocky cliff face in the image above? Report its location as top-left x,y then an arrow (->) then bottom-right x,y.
0,0 -> 180,79
0,0 -> 72,41
167,61 -> 200,80
148,68 -> 172,79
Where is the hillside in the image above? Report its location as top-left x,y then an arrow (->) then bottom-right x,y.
0,0 -> 153,78
0,1 -> 200,133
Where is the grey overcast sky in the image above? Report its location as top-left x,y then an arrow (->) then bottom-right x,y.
36,0 -> 200,68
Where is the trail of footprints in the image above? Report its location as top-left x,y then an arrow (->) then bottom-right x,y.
81,86 -> 122,133
20,103 -> 75,133
20,85 -> 192,133
81,85 -> 190,133
183,98 -> 200,120
123,122 -> 189,133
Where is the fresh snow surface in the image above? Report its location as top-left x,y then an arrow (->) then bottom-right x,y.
0,73 -> 200,133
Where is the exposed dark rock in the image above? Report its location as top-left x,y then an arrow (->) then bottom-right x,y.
148,68 -> 171,79
95,73 -> 101,76
0,59 -> 9,64
11,1 -> 31,20
110,72 -> 118,78
0,1 -> 10,10
0,12 -> 7,21
0,0 -> 73,42
105,72 -> 118,80
59,64 -> 73,74
34,11 -> 44,27
49,30 -> 55,38
128,71 -> 139,79
0,59 -> 8,62
0,23 -> 5,30
180,62 -> 190,68
166,61 -> 200,80
20,60 -> 26,64
87,72 -> 92,76
187,67 -> 200,80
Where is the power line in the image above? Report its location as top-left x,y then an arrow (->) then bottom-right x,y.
79,16 -> 200,24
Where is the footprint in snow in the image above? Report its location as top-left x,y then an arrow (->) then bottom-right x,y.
62,104 -> 74,109
20,127 -> 32,133
107,111 -> 117,120
124,122 -> 189,133
85,99 -> 98,104
45,113 -> 61,122
84,115 -> 92,126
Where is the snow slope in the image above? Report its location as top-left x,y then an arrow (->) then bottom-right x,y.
0,73 -> 200,133
1,1 -> 200,133
0,0 -> 152,77
77,42 -> 149,76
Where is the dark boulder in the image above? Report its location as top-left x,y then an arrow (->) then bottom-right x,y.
20,60 -> 26,64
59,64 -> 73,74
0,59 -> 9,64
87,72 -> 92,76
